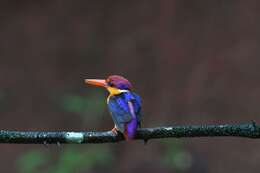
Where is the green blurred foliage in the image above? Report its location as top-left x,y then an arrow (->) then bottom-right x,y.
60,92 -> 106,122
51,146 -> 113,173
17,150 -> 49,173
17,90 -> 113,173
161,139 -> 193,172
17,146 -> 114,173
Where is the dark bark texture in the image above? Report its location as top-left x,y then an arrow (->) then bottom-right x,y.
1,123 -> 259,144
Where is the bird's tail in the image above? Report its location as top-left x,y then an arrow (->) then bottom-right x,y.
124,119 -> 137,140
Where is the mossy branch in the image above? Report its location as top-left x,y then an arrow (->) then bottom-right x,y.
0,122 -> 259,144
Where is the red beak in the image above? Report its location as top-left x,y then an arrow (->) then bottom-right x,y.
84,79 -> 107,88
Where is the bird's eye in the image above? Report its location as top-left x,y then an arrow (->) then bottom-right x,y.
108,81 -> 114,87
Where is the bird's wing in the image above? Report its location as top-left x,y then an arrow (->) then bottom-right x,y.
108,92 -> 139,132
131,92 -> 142,127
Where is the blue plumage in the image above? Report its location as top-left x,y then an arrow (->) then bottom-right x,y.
107,92 -> 141,135
85,75 -> 142,140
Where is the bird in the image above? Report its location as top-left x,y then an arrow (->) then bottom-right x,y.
85,75 -> 141,140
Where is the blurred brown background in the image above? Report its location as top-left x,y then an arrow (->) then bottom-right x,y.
1,1 -> 260,173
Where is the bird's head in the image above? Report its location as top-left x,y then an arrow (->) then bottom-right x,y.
85,75 -> 132,95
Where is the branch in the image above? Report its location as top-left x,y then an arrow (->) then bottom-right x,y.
1,123 -> 260,144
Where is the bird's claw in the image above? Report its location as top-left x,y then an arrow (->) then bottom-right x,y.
111,127 -> 118,135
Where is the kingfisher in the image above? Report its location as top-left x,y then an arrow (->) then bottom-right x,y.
85,75 -> 141,140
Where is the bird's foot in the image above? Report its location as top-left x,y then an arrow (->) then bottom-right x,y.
111,127 -> 118,135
